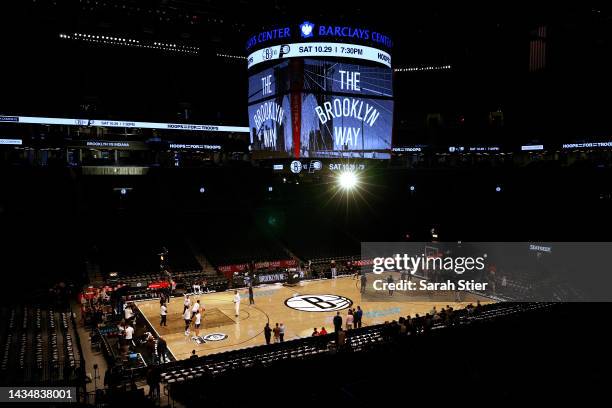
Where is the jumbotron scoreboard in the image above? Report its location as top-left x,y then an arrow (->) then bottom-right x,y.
247,21 -> 393,159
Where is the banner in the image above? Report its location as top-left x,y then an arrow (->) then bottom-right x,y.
67,140 -> 148,150
218,259 -> 298,278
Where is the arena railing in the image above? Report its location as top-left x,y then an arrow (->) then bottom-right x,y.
159,302 -> 557,407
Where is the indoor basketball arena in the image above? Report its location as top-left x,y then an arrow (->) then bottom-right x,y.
0,1 -> 611,407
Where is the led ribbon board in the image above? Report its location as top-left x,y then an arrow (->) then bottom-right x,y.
247,42 -> 392,69
0,139 -> 22,145
0,115 -> 249,133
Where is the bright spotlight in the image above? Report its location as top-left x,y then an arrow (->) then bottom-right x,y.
338,171 -> 359,190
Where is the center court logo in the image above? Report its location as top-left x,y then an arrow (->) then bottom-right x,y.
285,294 -> 352,312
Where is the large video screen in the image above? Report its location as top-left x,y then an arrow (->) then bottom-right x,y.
300,94 -> 392,158
248,58 -> 393,159
302,59 -> 392,97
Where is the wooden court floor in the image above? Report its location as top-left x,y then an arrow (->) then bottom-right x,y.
136,276 -> 490,361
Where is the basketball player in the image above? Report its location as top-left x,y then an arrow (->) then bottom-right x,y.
191,300 -> 200,319
183,295 -> 191,313
183,306 -> 191,336
160,303 -> 167,327
233,290 -> 241,318
194,309 -> 201,337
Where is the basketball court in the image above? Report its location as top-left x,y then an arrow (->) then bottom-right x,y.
135,276 -> 491,360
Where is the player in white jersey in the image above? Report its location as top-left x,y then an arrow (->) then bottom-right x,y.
233,290 -> 241,318
194,310 -> 202,337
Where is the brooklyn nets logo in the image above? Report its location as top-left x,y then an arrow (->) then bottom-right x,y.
285,294 -> 353,312
290,160 -> 303,174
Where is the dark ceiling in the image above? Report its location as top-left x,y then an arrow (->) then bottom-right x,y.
9,1 -> 612,65
1,1 -> 612,138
